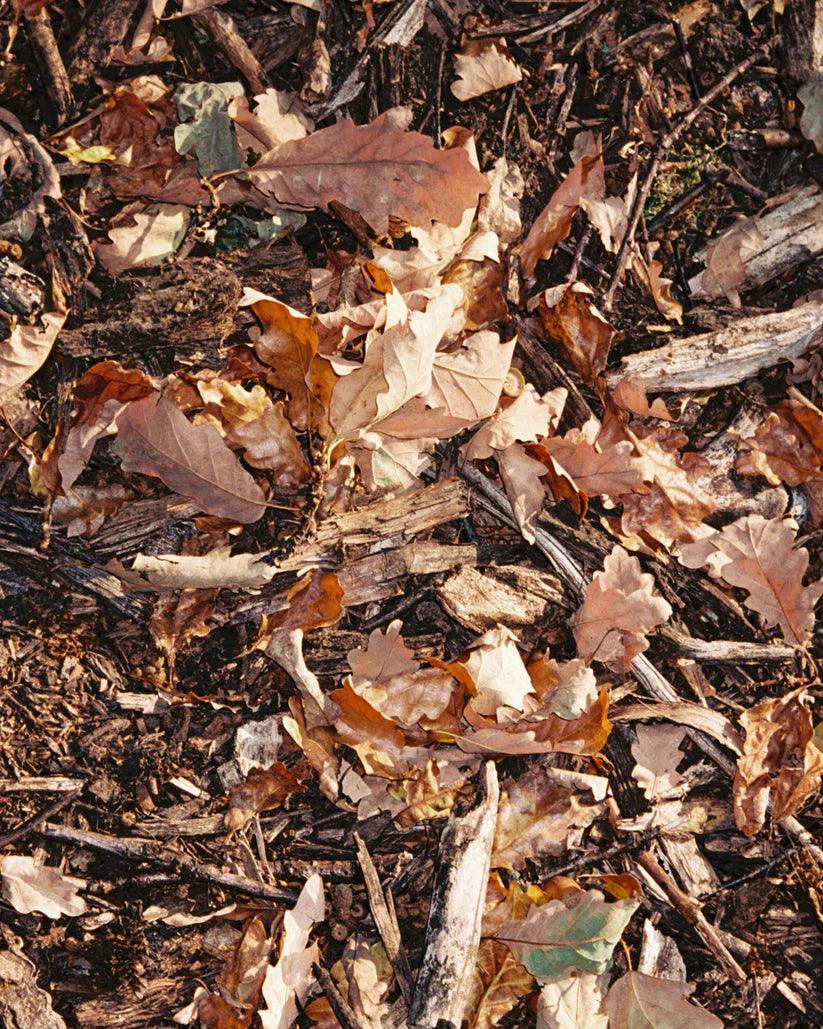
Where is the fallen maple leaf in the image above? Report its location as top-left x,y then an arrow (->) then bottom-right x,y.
496,889 -> 639,980
733,686 -> 823,835
114,394 -> 267,523
679,514 -> 821,645
537,972 -> 608,1029
605,970 -> 722,1028
573,545 -> 672,672
464,385 -> 567,460
0,856 -> 87,918
451,39 -> 523,101
520,134 -> 605,278
465,939 -> 534,1029
258,874 -> 324,1029
631,725 -> 687,801
492,763 -> 606,870
538,282 -> 617,385
95,203 -> 189,276
250,112 -> 488,234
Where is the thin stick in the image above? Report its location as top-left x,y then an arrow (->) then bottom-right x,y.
38,823 -> 298,903
604,44 -> 767,310
0,789 -> 81,849
23,6 -> 73,125
313,962 -> 360,1029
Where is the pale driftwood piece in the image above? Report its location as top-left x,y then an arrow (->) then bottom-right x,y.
0,776 -> 85,792
354,833 -> 414,1005
782,0 -> 823,82
638,919 -> 687,980
338,541 -> 478,606
457,460 -> 823,863
606,302 -> 823,393
408,762 -> 499,1029
192,8 -> 267,95
660,836 -> 719,897
666,632 -> 796,663
689,188 -> 823,300
637,850 -> 747,983
437,563 -> 568,635
38,823 -> 298,903
0,948 -> 66,1029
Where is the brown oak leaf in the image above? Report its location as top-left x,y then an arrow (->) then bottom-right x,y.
538,282 -> 617,385
451,40 -> 523,102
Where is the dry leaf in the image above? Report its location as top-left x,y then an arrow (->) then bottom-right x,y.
733,686 -> 823,835
492,763 -> 606,870
95,203 -> 189,276
679,514 -> 821,645
527,655 -> 598,719
538,282 -> 617,385
539,422 -> 650,501
150,588 -> 215,673
0,309 -> 66,400
573,545 -> 672,671
251,112 -> 488,234
631,725 -> 687,801
464,385 -> 567,460
735,393 -> 823,486
229,88 -> 312,152
226,763 -> 305,831
798,72 -> 823,153
451,40 -> 523,101
631,252 -> 683,324
537,973 -> 608,1029
259,874 -> 324,1029
0,856 -> 87,918
128,547 -> 276,589
497,441 -> 553,542
690,215 -> 764,306
215,916 -> 272,1014
114,394 -> 267,523
605,971 -> 722,1028
465,939 -> 534,1029
462,625 -> 535,717
520,136 -> 605,277
478,156 -> 524,246
496,889 -> 639,981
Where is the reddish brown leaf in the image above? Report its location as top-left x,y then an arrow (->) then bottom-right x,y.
262,571 -> 345,634
735,393 -> 823,487
538,282 -> 617,385
520,137 -> 605,278
250,113 -> 488,234
114,394 -> 267,523
226,763 -> 306,831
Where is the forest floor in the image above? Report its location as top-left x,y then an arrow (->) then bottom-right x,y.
1,1 -> 822,1027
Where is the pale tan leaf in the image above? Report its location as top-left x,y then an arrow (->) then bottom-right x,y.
0,856 -> 87,918
527,655 -> 598,719
0,309 -> 66,400
463,385 -> 567,460
229,88 -> 312,152
250,112 -> 488,234
605,971 -> 722,1028
631,724 -> 687,801
463,625 -> 535,716
465,939 -> 534,1029
537,973 -> 608,1029
259,874 -> 325,1029
496,441 -> 550,544
478,156 -> 524,246
129,547 -> 275,589
426,331 -> 516,423
451,40 -> 523,101
573,545 -> 672,671
95,203 -> 189,276
679,514 -> 821,645
520,137 -> 605,278
632,252 -> 683,324
690,215 -> 764,306
733,686 -> 823,835
348,619 -> 418,685
114,394 -> 267,523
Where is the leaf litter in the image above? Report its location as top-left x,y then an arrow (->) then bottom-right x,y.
0,2 -> 822,1028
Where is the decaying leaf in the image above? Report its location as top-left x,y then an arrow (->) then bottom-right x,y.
689,215 -> 764,305
461,625 -> 535,717
464,939 -> 534,1028
679,514 -> 821,645
451,40 -> 523,101
735,393 -> 823,487
229,88 -> 312,152
114,394 -> 267,523
538,282 -> 617,385
732,686 -> 823,835
605,970 -> 722,1028
226,762 -> 305,831
0,309 -> 66,400
251,113 -> 488,234
0,856 -> 87,918
798,72 -> 823,153
173,80 -> 244,177
496,889 -> 639,981
492,763 -> 607,870
573,545 -> 672,671
520,134 -> 605,278
259,874 -> 324,1029
150,587 -> 215,673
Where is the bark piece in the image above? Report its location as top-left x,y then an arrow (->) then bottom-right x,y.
192,7 -> 267,95
69,0 -> 138,84
782,0 -> 823,83
606,302 -> 823,393
437,563 -> 567,635
0,947 -> 66,1029
408,762 -> 499,1029
689,188 -> 823,301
